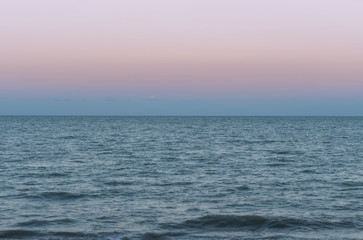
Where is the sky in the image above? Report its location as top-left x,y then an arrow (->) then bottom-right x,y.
1,0 -> 363,115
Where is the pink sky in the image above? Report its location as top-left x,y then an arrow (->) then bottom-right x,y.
1,0 -> 363,102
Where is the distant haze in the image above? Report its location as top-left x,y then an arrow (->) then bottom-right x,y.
1,0 -> 362,115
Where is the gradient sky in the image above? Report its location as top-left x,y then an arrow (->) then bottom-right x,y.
1,0 -> 363,115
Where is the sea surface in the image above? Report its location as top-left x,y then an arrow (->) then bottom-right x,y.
1,116 -> 363,240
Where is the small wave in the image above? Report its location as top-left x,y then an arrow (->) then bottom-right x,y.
225,139 -> 286,145
141,232 -> 171,240
338,187 -> 363,192
271,151 -> 290,155
0,230 -> 113,239
58,135 -> 77,140
52,231 -> 89,237
266,163 -> 288,167
0,229 -> 40,238
104,180 -> 134,186
269,150 -> 305,156
96,151 -> 113,156
15,218 -> 75,227
153,181 -> 194,187
35,191 -> 89,200
46,172 -> 68,177
244,140 -> 284,144
165,215 -> 359,231
341,181 -> 363,187
141,232 -> 186,240
236,186 -> 250,191
181,215 -> 267,229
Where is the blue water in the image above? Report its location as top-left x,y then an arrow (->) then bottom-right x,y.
1,116 -> 363,240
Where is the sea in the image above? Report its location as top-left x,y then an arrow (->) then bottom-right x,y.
0,116 -> 362,240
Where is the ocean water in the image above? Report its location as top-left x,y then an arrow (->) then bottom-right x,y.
1,116 -> 363,240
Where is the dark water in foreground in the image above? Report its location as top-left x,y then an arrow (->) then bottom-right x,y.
1,116 -> 363,240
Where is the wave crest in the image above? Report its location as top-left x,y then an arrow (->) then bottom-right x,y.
165,215 -> 359,231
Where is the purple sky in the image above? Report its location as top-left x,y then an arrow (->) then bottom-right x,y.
1,0 -> 363,115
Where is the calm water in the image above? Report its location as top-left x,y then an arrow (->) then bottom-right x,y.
1,117 -> 363,240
